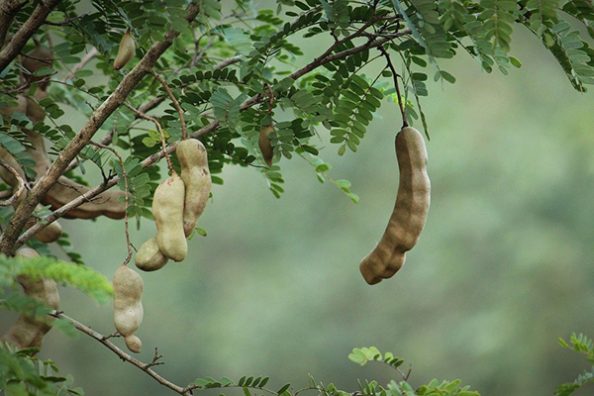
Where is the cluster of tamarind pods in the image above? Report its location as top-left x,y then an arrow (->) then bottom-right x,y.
2,29 -> 432,353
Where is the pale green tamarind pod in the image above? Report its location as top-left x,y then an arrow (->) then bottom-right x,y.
113,30 -> 136,70
112,265 -> 144,353
176,138 -> 212,237
135,237 -> 168,271
2,247 -> 60,349
359,126 -> 431,285
258,124 -> 274,166
153,173 -> 187,261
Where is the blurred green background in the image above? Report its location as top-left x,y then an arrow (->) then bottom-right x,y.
3,20 -> 594,396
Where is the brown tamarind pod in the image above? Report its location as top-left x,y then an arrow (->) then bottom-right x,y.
0,95 -> 27,121
25,90 -> 48,124
135,237 -> 168,271
113,30 -> 136,70
23,130 -> 126,219
153,174 -> 187,261
21,46 -> 53,90
258,124 -> 274,166
22,215 -> 63,243
176,139 -> 211,237
359,126 -> 431,285
112,265 -> 143,353
2,247 -> 60,349
0,145 -> 26,186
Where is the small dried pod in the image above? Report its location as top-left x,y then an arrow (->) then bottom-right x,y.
22,46 -> 53,89
258,124 -> 274,166
153,174 -> 187,261
176,138 -> 212,237
359,126 -> 431,285
2,247 -> 60,349
135,237 -> 168,272
113,30 -> 136,70
112,265 -> 144,353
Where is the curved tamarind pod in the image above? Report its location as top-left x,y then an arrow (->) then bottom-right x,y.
23,215 -> 63,243
24,130 -> 126,219
258,125 -> 274,166
21,46 -> 53,90
176,139 -> 212,237
359,126 -> 430,285
135,237 -> 168,271
0,145 -> 26,186
2,247 -> 60,349
153,174 -> 187,261
112,265 -> 144,353
42,176 -> 127,220
113,31 -> 136,70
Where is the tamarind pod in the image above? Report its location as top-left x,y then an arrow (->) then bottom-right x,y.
0,94 -> 27,120
2,247 -> 60,349
23,212 -> 63,243
25,90 -> 47,124
42,176 -> 127,219
21,46 -> 53,89
113,265 -> 144,353
124,334 -> 142,353
176,139 -> 212,237
153,174 -> 187,261
113,31 -> 136,70
258,125 -> 274,166
0,145 -> 26,186
359,126 -> 430,285
24,130 -> 50,178
135,237 -> 168,271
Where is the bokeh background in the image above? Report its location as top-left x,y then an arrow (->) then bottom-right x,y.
3,8 -> 594,396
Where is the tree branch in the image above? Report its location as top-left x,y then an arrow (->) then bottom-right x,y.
16,27 -> 412,248
0,0 -> 60,72
50,311 -> 189,395
0,0 -> 27,49
63,47 -> 98,81
0,2 -> 200,255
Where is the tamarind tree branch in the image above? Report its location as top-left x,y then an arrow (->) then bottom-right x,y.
16,28 -> 411,247
0,0 -> 60,72
0,0 -> 27,49
0,2 -> 200,255
50,311 -> 189,395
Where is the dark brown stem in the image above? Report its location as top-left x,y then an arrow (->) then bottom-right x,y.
0,0 -> 60,72
379,46 -> 407,128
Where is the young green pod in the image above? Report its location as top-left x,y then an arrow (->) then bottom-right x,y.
112,265 -> 143,353
359,126 -> 431,285
135,237 -> 168,271
113,31 -> 136,70
176,139 -> 212,237
153,174 -> 187,261
258,124 -> 274,166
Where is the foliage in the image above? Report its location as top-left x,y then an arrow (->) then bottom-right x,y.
555,333 -> 594,396
0,0 -> 593,394
0,343 -> 84,396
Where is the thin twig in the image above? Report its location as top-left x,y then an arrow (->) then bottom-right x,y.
63,47 -> 98,81
379,46 -> 407,128
50,311 -> 188,395
0,160 -> 25,206
92,142 -> 132,265
152,73 -> 187,140
127,105 -> 174,174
